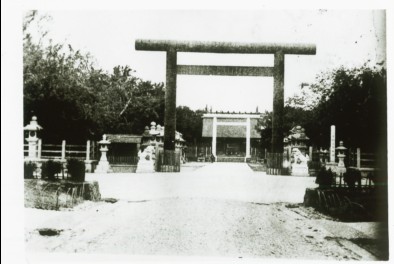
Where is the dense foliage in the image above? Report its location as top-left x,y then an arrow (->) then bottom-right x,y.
23,12 -> 165,143
258,65 -> 387,154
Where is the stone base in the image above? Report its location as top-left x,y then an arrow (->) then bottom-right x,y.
136,161 -> 155,173
95,161 -> 111,173
291,165 -> 309,176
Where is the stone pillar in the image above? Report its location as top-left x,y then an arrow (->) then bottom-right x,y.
326,125 -> 338,172
86,140 -> 90,161
84,140 -> 93,173
212,116 -> 217,157
61,140 -> 66,160
271,51 -> 285,154
246,117 -> 251,158
356,148 -> 361,168
330,125 -> 336,163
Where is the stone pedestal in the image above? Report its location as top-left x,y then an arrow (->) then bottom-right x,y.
26,137 -> 38,159
291,164 -> 309,176
136,146 -> 155,173
95,159 -> 111,173
290,148 -> 309,176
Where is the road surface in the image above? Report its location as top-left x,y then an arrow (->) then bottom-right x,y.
25,163 -> 385,260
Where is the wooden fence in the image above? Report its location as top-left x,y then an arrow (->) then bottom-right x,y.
348,148 -> 377,169
24,140 -> 96,161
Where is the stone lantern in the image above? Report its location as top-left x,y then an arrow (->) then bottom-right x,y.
336,141 -> 347,175
24,116 -> 42,160
95,134 -> 111,173
284,126 -> 310,156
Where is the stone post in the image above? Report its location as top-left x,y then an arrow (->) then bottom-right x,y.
61,140 -> 66,160
330,125 -> 336,163
84,140 -> 93,173
356,148 -> 361,169
325,125 -> 338,172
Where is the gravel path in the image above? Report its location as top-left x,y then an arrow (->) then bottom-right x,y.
25,163 -> 384,260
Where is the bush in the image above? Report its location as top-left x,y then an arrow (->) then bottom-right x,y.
344,168 -> 361,188
24,162 -> 37,179
41,160 -> 62,181
315,166 -> 334,189
67,159 -> 85,182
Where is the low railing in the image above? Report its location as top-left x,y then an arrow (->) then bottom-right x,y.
107,155 -> 139,165
155,150 -> 181,172
266,153 -> 289,175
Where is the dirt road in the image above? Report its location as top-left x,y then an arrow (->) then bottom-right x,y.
25,163 -> 385,260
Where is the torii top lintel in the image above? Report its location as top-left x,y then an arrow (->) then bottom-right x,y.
135,39 -> 316,55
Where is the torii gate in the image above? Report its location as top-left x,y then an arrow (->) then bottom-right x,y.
135,39 -> 316,173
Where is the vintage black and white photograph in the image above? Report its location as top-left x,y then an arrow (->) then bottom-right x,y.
2,3 -> 391,263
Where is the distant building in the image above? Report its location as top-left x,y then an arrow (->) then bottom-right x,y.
201,112 -> 263,162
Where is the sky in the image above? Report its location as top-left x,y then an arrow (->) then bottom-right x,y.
27,9 -> 386,112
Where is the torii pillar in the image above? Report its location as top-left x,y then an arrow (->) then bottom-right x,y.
135,40 -> 316,173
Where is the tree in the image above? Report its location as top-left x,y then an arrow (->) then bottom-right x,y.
298,65 -> 387,151
176,106 -> 204,144
23,11 -> 166,143
257,64 -> 386,155
24,22 -> 99,142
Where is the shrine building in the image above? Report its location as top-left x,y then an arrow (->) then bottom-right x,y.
201,112 -> 263,162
